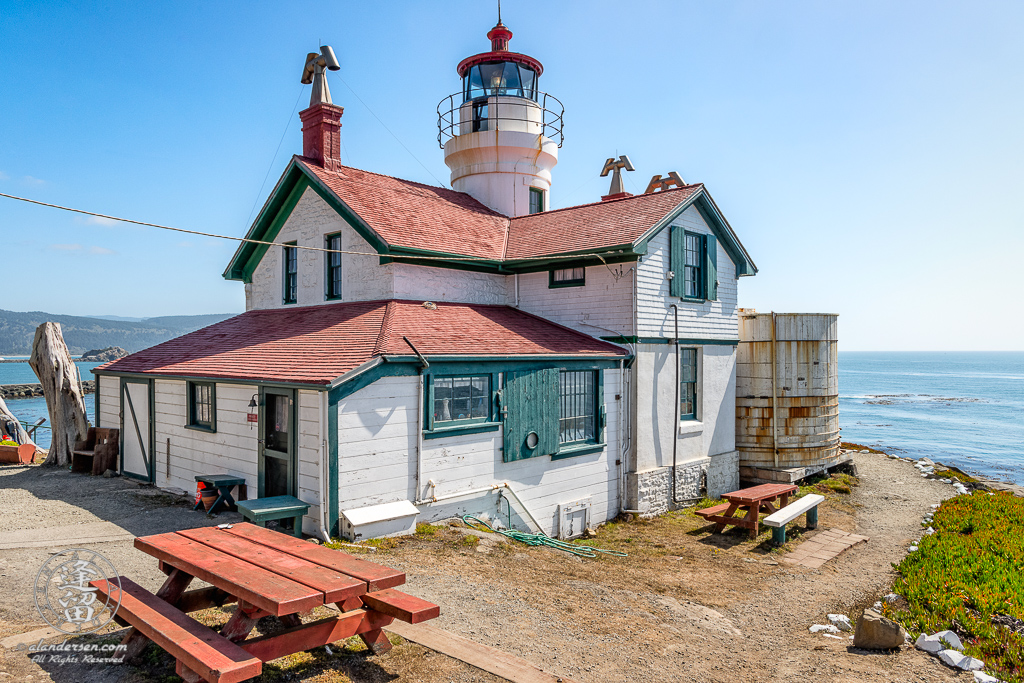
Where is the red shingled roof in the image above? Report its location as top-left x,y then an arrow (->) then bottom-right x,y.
96,300 -> 625,385
298,157 -> 704,262
505,186 -> 702,259
299,158 -> 509,261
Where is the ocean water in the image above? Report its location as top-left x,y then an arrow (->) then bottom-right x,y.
839,352 -> 1024,485
1,361 -> 99,450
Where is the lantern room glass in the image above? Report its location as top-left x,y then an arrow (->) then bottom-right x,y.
463,62 -> 539,101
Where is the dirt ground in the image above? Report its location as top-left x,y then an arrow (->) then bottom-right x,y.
0,452 -> 971,682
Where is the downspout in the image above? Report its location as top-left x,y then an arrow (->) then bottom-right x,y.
403,336 -> 429,503
317,390 -> 331,542
514,273 -> 520,307
771,312 -> 779,468
670,303 -> 680,505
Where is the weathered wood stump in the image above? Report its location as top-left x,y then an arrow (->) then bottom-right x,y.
0,395 -> 35,447
28,323 -> 89,467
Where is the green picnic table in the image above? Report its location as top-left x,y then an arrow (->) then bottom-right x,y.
193,474 -> 247,514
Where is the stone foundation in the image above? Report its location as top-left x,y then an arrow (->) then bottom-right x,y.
627,450 -> 740,516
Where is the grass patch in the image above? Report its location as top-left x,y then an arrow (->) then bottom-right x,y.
459,534 -> 479,548
841,442 -> 887,454
414,522 -> 440,537
886,492 -> 1024,682
798,472 -> 859,496
931,467 -> 980,484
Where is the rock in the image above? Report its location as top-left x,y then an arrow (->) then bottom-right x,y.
974,672 -> 1001,683
925,527 -> 935,535
810,624 -> 840,634
79,346 -> 129,362
938,649 -> 983,670
873,601 -> 883,610
884,593 -> 899,603
908,545 -> 918,552
859,449 -> 870,453
853,609 -> 906,650
103,469 -> 115,478
916,630 -> 962,653
919,458 -> 935,466
828,614 -> 853,632
941,478 -> 952,483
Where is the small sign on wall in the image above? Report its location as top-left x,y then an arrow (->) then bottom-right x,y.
247,413 -> 259,423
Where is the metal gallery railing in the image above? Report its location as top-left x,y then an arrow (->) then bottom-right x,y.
436,91 -> 564,148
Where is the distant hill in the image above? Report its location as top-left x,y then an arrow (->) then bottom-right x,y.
0,310 -> 238,355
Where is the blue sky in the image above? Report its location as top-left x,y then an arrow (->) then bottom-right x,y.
1,1 -> 1021,350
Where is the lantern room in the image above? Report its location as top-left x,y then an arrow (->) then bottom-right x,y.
438,18 -> 562,218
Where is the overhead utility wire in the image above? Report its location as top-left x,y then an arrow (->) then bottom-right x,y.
0,192 -> 631,264
245,85 -> 308,227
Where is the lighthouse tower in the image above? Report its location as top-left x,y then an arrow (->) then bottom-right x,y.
437,18 -> 562,217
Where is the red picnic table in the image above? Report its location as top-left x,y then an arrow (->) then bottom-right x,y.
91,522 -> 439,683
695,483 -> 798,539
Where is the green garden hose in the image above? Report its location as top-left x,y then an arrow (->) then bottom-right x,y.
462,514 -> 627,559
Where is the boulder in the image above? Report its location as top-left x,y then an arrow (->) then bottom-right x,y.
938,649 -> 983,671
916,630 -> 962,653
828,614 -> 853,632
853,609 -> 906,650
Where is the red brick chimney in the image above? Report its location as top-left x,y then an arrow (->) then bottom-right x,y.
300,103 -> 344,171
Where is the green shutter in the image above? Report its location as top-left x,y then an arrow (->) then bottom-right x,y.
502,368 -> 560,462
669,225 -> 684,297
705,234 -> 718,301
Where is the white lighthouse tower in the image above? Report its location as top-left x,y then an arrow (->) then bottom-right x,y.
437,17 -> 562,217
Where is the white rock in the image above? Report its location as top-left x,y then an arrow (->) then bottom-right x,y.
939,649 -> 984,670
908,545 -> 918,551
930,503 -> 941,509
810,624 -> 840,634
917,632 -> 950,653
941,478 -> 952,483
872,601 -> 882,610
925,527 -> 935,535
884,593 -> 899,603
973,672 -> 1001,683
935,630 -> 963,650
828,614 -> 853,631
921,473 -> 930,478
919,458 -> 935,465
823,633 -> 845,640
888,454 -> 900,459
860,449 -> 870,453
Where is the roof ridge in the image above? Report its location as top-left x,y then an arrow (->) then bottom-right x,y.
509,184 -> 704,221
297,156 -> 509,219
373,301 -> 397,357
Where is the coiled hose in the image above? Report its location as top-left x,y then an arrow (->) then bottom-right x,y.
462,514 -> 627,559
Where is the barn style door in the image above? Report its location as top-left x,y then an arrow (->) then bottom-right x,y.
120,378 -> 154,482
501,368 -> 560,462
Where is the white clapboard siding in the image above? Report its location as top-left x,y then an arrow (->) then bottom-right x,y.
516,264 -> 634,337
336,372 -> 623,537
636,205 -> 739,339
97,376 -> 120,428
296,390 -> 324,534
393,263 -> 511,305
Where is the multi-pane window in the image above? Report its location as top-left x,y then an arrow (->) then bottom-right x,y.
559,370 -> 596,444
549,266 -> 585,288
684,233 -> 702,298
325,233 -> 342,300
282,242 -> 298,304
680,349 -> 697,420
529,187 -> 544,214
433,376 -> 490,424
188,382 -> 215,431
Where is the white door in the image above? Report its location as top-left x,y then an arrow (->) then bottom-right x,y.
121,379 -> 153,482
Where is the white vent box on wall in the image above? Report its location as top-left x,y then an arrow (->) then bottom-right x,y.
340,500 -> 420,541
558,498 -> 592,540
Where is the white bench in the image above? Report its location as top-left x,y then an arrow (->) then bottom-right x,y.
763,494 -> 824,545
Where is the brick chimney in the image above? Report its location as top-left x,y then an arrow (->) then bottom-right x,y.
300,103 -> 344,171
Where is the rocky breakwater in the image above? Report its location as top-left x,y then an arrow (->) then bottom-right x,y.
1,380 -> 96,399
79,346 -> 128,362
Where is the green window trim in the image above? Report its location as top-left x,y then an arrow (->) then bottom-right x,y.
551,442 -> 605,460
424,373 -> 497,436
186,381 -> 216,432
282,241 -> 298,304
669,228 -> 718,302
549,266 -> 585,288
558,369 -> 600,447
529,187 -> 544,214
680,348 -> 698,421
324,233 -> 342,301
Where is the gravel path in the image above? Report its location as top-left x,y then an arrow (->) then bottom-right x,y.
0,452 -> 973,682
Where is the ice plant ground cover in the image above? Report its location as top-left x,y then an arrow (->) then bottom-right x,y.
886,491 -> 1024,682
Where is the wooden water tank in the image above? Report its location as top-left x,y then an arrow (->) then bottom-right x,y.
736,311 -> 839,469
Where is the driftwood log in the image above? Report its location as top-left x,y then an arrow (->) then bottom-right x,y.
0,395 -> 35,447
29,323 -> 89,467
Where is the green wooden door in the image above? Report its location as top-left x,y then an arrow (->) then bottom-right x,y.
259,387 -> 296,498
502,369 -> 560,462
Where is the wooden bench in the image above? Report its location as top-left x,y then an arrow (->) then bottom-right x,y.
72,427 -> 119,475
236,496 -> 310,538
360,589 -> 441,624
91,577 -> 262,683
763,494 -> 824,545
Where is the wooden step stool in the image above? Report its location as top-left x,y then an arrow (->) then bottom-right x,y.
236,496 -> 310,538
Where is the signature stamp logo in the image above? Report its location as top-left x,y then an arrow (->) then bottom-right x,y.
33,549 -> 121,635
